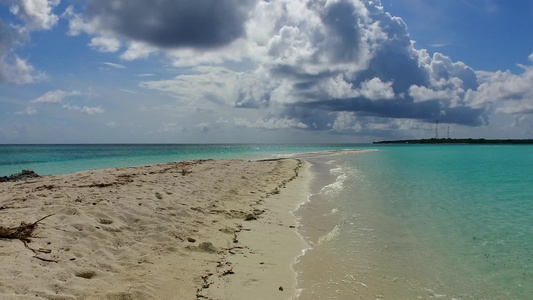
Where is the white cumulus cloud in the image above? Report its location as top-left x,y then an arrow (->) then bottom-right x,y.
10,0 -> 60,30
31,89 -> 81,103
15,106 -> 37,115
63,103 -> 104,114
0,54 -> 44,84
464,64 -> 533,113
360,78 -> 395,100
90,36 -> 121,53
0,0 -> 59,84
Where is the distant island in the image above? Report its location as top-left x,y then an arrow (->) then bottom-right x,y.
373,138 -> 533,144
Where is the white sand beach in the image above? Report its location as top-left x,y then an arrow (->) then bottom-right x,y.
0,158 -> 309,300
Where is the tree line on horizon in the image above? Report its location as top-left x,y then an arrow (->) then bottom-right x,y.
373,138 -> 533,144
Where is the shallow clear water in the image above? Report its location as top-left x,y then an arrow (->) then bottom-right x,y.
296,145 -> 533,299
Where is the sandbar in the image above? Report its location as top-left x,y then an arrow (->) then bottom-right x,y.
0,158 -> 309,300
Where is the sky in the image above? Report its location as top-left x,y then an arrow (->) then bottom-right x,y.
0,0 -> 532,144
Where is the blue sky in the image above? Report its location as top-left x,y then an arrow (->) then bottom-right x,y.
1,0 -> 532,143
382,0 -> 532,73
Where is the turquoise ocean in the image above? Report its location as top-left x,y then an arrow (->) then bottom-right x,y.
296,146 -> 532,300
1,144 -> 531,299
0,144 -> 362,176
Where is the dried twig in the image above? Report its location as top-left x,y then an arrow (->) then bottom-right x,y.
33,256 -> 58,263
0,214 -> 54,241
1,215 -> 55,261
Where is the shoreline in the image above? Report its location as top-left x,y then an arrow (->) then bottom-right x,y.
199,160 -> 311,300
0,158 -> 310,300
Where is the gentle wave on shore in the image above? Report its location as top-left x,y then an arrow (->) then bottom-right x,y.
294,145 -> 532,299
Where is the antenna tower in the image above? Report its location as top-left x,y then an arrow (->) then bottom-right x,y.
435,120 -> 439,139
447,126 -> 450,139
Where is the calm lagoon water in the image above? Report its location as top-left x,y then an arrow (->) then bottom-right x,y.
296,145 -> 532,299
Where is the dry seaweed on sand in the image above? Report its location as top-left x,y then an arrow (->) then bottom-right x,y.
0,214 -> 57,261
0,214 -> 54,242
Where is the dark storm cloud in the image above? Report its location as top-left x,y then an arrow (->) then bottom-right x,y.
281,105 -> 336,130
320,0 -> 363,63
86,0 -> 257,49
235,89 -> 271,108
259,0 -> 488,128
344,1 -> 429,93
357,44 -> 429,93
294,95 -> 487,127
